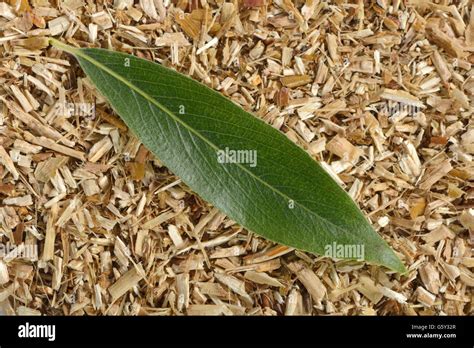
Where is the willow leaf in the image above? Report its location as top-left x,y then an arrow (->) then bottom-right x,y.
50,39 -> 406,273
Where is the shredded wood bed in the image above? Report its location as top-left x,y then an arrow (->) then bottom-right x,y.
0,0 -> 472,316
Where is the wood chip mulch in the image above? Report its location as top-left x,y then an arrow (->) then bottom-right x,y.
0,0 -> 472,315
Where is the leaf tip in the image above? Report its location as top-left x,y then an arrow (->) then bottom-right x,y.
380,249 -> 408,274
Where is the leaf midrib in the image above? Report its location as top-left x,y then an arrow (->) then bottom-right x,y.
70,46 -> 364,239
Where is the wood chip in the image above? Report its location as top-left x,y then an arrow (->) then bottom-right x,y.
419,160 -> 453,190
326,135 -> 362,164
244,271 -> 284,287
380,88 -> 424,108
287,262 -> 326,304
281,75 -> 312,88
419,263 -> 441,295
108,264 -> 145,301
0,146 -> 19,180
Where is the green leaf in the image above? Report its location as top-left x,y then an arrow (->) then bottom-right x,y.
50,39 -> 406,273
